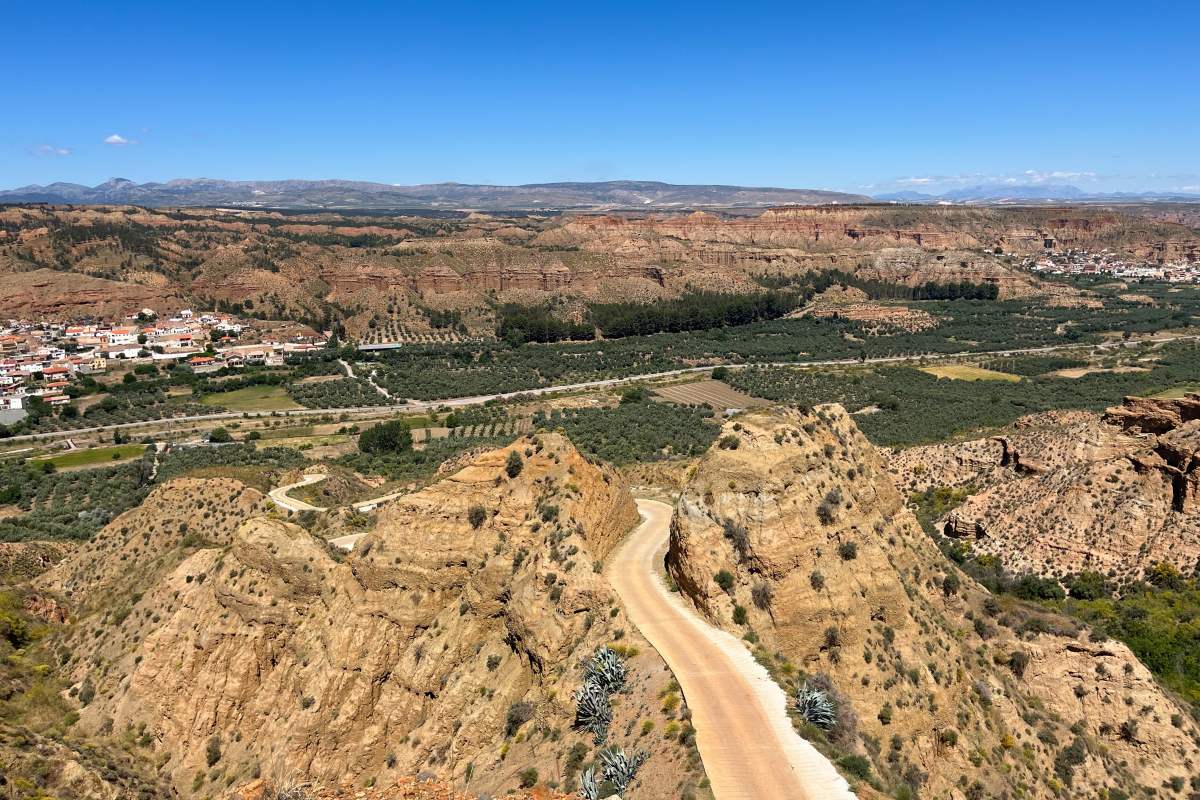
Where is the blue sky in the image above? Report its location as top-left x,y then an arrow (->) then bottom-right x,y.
3,0 -> 1197,195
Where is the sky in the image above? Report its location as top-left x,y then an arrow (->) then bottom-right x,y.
2,0 -> 1198,196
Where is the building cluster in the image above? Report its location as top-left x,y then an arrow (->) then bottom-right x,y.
0,308 -> 326,414
1025,249 -> 1200,282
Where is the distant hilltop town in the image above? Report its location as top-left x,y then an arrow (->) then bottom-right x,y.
0,307 -> 326,422
1026,248 -> 1200,282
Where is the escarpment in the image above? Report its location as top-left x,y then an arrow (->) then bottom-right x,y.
666,406 -> 1200,798
890,401 -> 1200,582
54,435 -> 706,799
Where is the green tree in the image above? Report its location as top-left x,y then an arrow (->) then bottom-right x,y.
505,450 -> 523,478
358,420 -> 413,454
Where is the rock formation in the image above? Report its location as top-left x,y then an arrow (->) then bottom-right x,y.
890,403 -> 1200,582
43,437 -> 706,799
666,406 -> 1200,797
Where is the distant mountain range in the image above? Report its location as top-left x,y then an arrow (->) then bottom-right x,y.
0,178 -> 869,210
5,177 -> 1196,211
874,184 -> 1200,204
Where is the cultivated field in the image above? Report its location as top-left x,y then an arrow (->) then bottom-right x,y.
199,385 -> 301,412
31,444 -> 148,469
919,365 -> 1021,382
653,379 -> 768,410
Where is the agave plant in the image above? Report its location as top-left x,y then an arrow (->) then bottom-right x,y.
573,680 -> 613,744
584,647 -> 627,694
795,681 -> 836,730
578,766 -> 599,800
599,747 -> 649,793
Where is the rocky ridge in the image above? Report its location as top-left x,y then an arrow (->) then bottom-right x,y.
665,406 -> 1199,797
890,402 -> 1200,582
42,436 -> 706,799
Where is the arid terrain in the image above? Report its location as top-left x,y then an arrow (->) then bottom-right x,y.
2,203 -> 1197,338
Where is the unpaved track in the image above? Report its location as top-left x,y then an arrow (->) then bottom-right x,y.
607,499 -> 855,800
268,473 -> 329,512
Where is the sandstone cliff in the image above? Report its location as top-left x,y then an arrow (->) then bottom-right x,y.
890,404 -> 1200,583
666,406 -> 1199,798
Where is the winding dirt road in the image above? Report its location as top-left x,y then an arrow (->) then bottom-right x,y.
607,499 -> 855,800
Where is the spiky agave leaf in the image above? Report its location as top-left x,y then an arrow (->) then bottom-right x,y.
583,647 -> 627,694
573,679 -> 613,744
599,747 -> 649,793
795,681 -> 836,729
578,765 -> 599,800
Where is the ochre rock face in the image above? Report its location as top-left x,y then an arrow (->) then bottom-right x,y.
57,436 -> 704,798
666,405 -> 1200,798
0,267 -> 185,318
891,403 -> 1200,582
4,203 -> 1197,326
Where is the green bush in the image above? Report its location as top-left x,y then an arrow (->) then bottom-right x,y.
359,420 -> 412,454
714,570 -> 735,592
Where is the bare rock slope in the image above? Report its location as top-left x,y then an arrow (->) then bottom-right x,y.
50,437 -> 707,799
890,401 -> 1200,582
666,406 -> 1199,798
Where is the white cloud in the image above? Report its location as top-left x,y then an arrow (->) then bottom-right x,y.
31,144 -> 71,157
103,133 -> 137,146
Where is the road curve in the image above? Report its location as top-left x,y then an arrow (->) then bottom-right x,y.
607,499 -> 855,800
268,473 -> 329,512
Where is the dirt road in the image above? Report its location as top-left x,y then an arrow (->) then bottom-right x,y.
268,473 -> 329,512
607,499 -> 855,800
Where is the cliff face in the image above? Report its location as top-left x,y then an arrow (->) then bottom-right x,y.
666,406 -> 1200,798
10,203 -> 1196,330
55,436 -> 705,799
890,403 -> 1200,583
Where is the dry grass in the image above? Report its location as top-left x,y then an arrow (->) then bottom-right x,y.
654,379 -> 768,409
920,365 -> 1021,382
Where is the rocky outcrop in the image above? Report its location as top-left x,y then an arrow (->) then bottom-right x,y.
666,406 -> 1200,798
56,436 -> 704,799
1103,391 -> 1200,434
893,403 -> 1200,582
0,268 -> 184,319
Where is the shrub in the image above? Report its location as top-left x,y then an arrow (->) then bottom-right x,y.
1008,650 -> 1030,678
717,434 -> 740,450
206,735 -> 222,767
208,427 -> 232,443
722,518 -> 750,559
711,366 -> 730,381
714,570 -> 735,592
877,703 -> 893,725
573,682 -> 613,744
942,573 -> 961,597
505,450 -> 523,478
732,605 -> 748,625
838,541 -> 858,560
751,582 -> 773,610
359,420 -> 413,454
505,701 -> 535,736
837,754 -> 872,780
468,505 -> 487,529
518,768 -> 538,788
938,728 -> 958,747
810,570 -> 826,590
